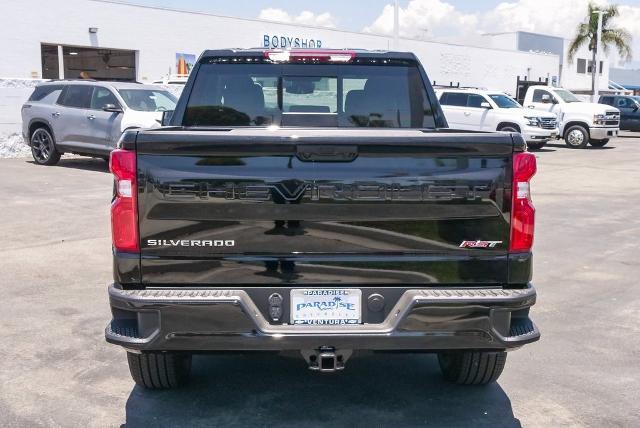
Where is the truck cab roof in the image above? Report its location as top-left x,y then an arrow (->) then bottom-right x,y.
200,48 -> 420,62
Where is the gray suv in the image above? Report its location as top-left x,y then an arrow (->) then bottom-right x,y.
22,81 -> 177,165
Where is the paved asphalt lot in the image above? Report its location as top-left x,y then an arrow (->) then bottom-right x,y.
1,135 -> 639,427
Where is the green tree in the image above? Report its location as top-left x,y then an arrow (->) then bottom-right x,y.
568,2 -> 632,94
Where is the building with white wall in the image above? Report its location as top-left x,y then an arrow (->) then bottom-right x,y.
7,0 -> 612,140
0,0 -> 562,92
480,31 -> 611,92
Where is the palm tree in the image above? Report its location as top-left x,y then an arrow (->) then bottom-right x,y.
568,2 -> 632,94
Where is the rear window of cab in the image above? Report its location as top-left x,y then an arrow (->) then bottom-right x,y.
183,63 -> 436,129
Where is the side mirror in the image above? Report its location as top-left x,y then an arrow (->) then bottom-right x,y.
480,101 -> 492,109
161,110 -> 174,126
541,94 -> 551,104
102,104 -> 123,113
633,103 -> 639,112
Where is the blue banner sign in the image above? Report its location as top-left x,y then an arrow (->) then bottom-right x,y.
263,34 -> 323,49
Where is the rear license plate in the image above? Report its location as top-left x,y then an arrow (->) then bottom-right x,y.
290,289 -> 361,325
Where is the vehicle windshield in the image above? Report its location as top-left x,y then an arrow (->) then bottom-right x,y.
554,89 -> 581,103
489,94 -> 521,109
183,62 -> 436,128
118,89 -> 177,112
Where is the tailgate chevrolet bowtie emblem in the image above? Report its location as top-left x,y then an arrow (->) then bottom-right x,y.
273,179 -> 309,201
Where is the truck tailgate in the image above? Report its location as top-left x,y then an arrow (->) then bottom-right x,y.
134,128 -> 515,285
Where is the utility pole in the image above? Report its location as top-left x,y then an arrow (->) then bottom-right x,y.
592,9 -> 605,102
393,0 -> 400,49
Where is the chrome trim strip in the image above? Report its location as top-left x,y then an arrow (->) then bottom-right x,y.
109,284 -> 536,335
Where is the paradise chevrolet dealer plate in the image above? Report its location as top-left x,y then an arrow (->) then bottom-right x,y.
290,289 -> 362,325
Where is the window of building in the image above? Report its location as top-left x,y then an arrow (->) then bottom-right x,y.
586,61 -> 604,75
40,43 -> 137,81
577,59 -> 586,74
41,44 -> 60,79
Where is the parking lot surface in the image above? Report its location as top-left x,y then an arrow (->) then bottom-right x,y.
1,136 -> 639,427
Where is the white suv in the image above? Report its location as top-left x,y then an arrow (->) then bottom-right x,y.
435,88 -> 558,150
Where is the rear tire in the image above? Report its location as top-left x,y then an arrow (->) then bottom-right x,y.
437,351 -> 507,385
127,352 -> 192,389
30,127 -> 61,165
589,139 -> 609,147
563,125 -> 589,149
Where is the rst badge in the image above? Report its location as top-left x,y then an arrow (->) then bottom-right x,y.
459,240 -> 503,248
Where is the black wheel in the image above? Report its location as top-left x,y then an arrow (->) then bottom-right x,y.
127,352 -> 192,389
30,127 -> 61,165
437,351 -> 507,385
526,141 -> 546,150
589,139 -> 609,147
563,125 -> 589,149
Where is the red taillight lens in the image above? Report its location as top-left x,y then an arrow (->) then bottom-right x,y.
510,152 -> 537,252
109,149 -> 139,252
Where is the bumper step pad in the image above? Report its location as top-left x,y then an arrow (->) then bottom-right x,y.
509,318 -> 537,338
108,319 -> 140,339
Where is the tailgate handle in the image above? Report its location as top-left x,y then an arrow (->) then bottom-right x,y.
296,145 -> 358,162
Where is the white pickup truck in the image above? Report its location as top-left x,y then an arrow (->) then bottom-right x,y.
523,86 -> 620,148
435,88 -> 558,150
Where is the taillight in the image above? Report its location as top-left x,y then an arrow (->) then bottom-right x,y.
110,149 -> 139,252
510,152 -> 537,252
264,49 -> 356,63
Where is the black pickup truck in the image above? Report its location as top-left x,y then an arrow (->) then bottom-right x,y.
106,49 -> 540,389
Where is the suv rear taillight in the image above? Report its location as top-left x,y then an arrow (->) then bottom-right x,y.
110,149 -> 139,252
510,152 -> 537,252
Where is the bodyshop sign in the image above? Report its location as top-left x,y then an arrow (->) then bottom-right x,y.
263,34 -> 323,49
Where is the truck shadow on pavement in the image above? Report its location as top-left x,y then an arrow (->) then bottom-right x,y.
545,142 -> 615,150
27,157 -> 110,172
122,353 -> 521,428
